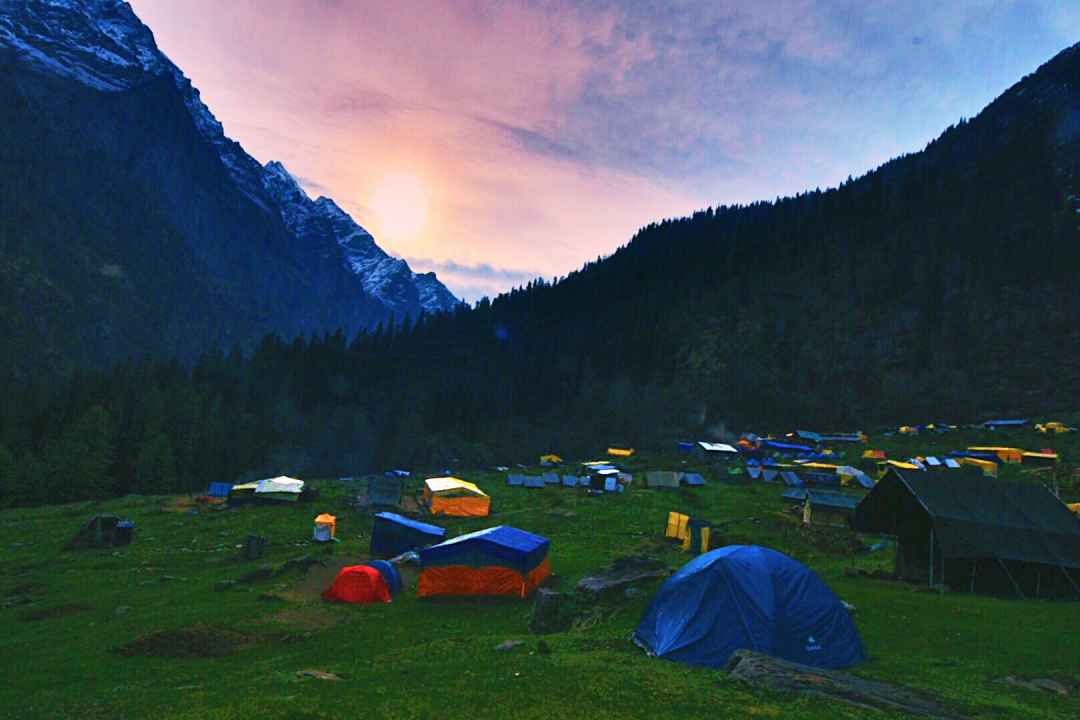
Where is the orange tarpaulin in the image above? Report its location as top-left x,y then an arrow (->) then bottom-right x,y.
418,558 -> 550,599
423,477 -> 490,517
967,447 -> 1023,464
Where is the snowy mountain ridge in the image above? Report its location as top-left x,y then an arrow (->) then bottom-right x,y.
0,0 -> 458,315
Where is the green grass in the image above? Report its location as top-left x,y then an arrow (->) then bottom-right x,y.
2,429 -> 1080,719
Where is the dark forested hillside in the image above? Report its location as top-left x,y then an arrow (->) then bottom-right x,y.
3,43 -> 1080,506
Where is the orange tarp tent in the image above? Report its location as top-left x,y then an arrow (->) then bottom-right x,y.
423,477 -> 490,517
968,447 -> 1023,464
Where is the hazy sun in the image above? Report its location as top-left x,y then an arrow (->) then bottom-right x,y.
370,173 -> 430,243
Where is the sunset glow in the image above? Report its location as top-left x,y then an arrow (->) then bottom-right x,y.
129,0 -> 1078,301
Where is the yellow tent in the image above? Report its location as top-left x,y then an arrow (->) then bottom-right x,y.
968,446 -> 1023,464
539,454 -> 563,464
1037,422 -> 1073,434
607,447 -> 635,458
961,457 -> 998,477
423,477 -> 490,517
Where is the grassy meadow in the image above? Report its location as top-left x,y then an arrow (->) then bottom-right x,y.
2,423 -> 1079,719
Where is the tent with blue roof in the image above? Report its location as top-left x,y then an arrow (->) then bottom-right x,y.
523,475 -> 545,489
418,526 -> 551,598
562,475 -> 580,487
633,545 -> 865,669
370,512 -> 446,558
542,472 -> 561,485
506,474 -> 525,486
680,473 -> 706,487
206,482 -> 232,501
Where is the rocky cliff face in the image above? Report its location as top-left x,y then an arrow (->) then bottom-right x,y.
0,0 -> 457,376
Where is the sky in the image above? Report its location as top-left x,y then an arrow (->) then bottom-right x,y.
130,0 -> 1078,302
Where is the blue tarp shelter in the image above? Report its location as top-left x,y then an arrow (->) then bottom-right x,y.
523,475 -> 545,489
678,442 -> 695,452
764,440 -> 814,455
681,473 -> 706,487
780,471 -> 804,487
633,545 -> 866,669
370,512 -> 446,558
803,471 -> 839,487
983,419 -> 1028,429
506,474 -> 524,486
562,475 -> 579,487
782,488 -> 809,504
796,430 -> 822,443
207,482 -> 232,499
543,472 -> 561,485
368,559 -> 403,596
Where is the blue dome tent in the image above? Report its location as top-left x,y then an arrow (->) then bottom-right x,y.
633,545 -> 865,669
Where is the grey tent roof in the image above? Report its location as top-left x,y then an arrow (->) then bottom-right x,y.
854,468 -> 1080,569
368,475 -> 403,506
805,490 -> 861,512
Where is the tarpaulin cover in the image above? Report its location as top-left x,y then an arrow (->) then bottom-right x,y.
646,471 -> 681,488
523,475 -> 545,489
255,476 -> 304,494
423,478 -> 490,517
562,475 -> 579,487
371,512 -> 446,558
633,545 -> 865,669
763,440 -> 814,454
368,560 -> 402,596
207,482 -> 232,498
853,468 -> 1080,569
782,488 -> 809,504
507,474 -> 525,486
983,419 -> 1028,428
322,565 -> 392,604
604,476 -> 618,492
836,466 -> 874,489
681,473 -> 706,486
747,466 -> 762,480
418,526 -> 550,598
666,512 -> 690,540
608,447 -> 635,457
543,472 -> 561,485
368,475 -> 404,506
540,454 -> 563,464
678,442 -> 695,452
780,471 -> 804,487
805,490 -> 861,512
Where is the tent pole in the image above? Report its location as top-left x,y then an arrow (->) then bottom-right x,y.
1060,566 -> 1080,598
928,528 -> 934,586
997,558 -> 1025,600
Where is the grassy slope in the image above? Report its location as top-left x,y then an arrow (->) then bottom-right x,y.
2,424 -> 1080,719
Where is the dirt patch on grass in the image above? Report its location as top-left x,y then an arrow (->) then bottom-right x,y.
114,624 -> 253,658
277,558 -> 358,603
19,603 -> 90,621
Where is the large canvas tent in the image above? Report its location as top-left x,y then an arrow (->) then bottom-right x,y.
370,512 -> 446,558
633,545 -> 865,669
423,477 -> 490,517
418,526 -> 551,599
646,471 -> 681,489
853,467 -> 1080,598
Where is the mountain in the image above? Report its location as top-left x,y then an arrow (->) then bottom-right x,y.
0,0 -> 457,377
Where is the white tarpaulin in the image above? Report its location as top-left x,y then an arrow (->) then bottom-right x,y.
255,476 -> 305,494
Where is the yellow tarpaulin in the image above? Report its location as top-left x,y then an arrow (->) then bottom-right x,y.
607,447 -> 635,457
423,477 -> 490,517
1037,422 -> 1073,434
886,460 -> 921,470
968,446 -> 1023,464
961,457 -> 998,476
665,512 -> 690,541
539,454 -> 563,464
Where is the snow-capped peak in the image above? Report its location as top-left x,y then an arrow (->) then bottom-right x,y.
1,0 -> 460,316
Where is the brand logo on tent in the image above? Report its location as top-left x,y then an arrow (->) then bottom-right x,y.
806,635 -> 822,652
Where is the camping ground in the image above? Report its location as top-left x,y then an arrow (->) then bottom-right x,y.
2,424 -> 1080,719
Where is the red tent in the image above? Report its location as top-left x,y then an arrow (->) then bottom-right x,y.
322,565 -> 392,604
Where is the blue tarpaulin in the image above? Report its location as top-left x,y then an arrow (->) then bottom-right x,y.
523,475 -> 545,488
543,472 -> 561,485
633,545 -> 866,669
764,440 -> 814,454
207,482 -> 232,498
782,488 -> 809,503
420,526 -> 549,571
780,471 -> 804,487
367,559 -> 403,596
370,512 -> 445,558
678,442 -> 695,452
507,474 -> 524,486
681,473 -> 706,486
562,475 -> 579,487
983,419 -> 1028,428
803,471 -> 839,487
